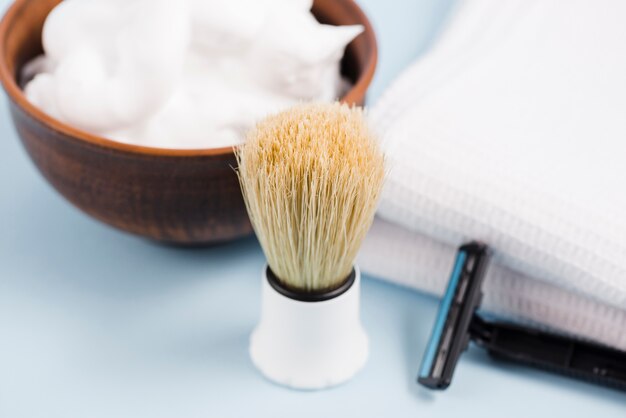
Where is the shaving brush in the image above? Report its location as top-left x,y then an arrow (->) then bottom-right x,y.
236,102 -> 385,389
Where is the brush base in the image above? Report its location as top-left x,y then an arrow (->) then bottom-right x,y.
249,265 -> 368,390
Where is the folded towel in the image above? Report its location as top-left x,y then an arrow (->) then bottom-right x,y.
360,0 -> 626,350
359,219 -> 626,350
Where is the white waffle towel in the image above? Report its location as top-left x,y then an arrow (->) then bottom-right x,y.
359,0 -> 626,350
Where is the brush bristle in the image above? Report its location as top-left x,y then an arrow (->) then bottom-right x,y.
236,102 -> 385,293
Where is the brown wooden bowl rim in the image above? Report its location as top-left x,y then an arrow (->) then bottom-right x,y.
0,0 -> 377,158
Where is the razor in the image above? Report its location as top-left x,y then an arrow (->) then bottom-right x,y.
418,242 -> 626,392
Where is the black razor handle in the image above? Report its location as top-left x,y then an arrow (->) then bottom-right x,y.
470,316 -> 626,392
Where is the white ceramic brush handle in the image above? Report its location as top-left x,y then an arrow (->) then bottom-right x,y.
249,265 -> 368,390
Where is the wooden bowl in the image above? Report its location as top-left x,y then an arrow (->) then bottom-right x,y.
0,0 -> 377,245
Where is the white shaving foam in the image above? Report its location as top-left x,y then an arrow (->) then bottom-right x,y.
23,0 -> 363,149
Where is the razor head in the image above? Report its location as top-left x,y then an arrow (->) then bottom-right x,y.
418,242 -> 490,389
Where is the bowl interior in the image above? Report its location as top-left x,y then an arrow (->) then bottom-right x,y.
2,1 -> 51,80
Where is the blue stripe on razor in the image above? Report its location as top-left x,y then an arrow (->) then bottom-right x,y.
419,250 -> 467,378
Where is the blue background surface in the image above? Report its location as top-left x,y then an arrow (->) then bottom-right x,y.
0,0 -> 624,417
